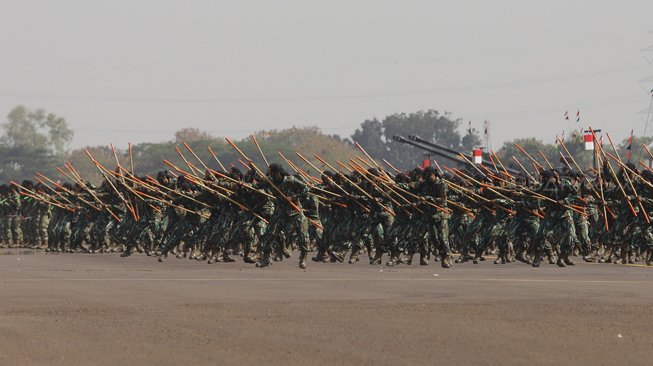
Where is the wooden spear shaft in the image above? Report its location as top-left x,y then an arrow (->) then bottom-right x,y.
539,151 -> 553,170
226,138 -> 322,230
514,143 -> 544,170
207,146 -> 227,172
590,127 -> 638,218
605,133 -> 649,223
511,156 -> 536,182
251,135 -> 270,167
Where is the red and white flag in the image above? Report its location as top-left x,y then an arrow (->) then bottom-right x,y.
473,149 -> 483,164
584,133 -> 594,151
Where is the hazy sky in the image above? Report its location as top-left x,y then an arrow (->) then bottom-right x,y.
1,0 -> 652,150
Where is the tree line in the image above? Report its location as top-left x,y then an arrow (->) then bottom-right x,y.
0,105 -> 648,183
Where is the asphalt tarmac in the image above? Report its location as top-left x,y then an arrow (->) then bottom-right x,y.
1,249 -> 652,366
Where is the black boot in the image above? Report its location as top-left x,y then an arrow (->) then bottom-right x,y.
385,249 -> 401,267
441,255 -> 452,268
299,251 -> 307,269
256,249 -> 271,268
370,249 -> 383,265
531,250 -> 542,267
419,250 -> 429,265
348,249 -> 360,264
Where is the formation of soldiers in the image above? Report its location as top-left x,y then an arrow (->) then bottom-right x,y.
1,139 -> 653,269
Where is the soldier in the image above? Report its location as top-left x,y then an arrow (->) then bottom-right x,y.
532,170 -> 579,267
410,167 -> 453,268
256,163 -> 310,269
6,184 -> 23,248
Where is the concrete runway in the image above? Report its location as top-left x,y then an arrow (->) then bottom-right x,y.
1,249 -> 652,366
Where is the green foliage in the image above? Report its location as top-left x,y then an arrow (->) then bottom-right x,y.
350,109 -> 482,170
64,126 -> 359,184
495,134 -> 652,174
0,106 -> 73,181
3,104 -> 651,184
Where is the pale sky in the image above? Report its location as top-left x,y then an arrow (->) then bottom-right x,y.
0,0 -> 652,150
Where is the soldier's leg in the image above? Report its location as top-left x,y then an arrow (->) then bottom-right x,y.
10,216 -> 23,247
290,215 -> 310,269
430,218 -> 452,268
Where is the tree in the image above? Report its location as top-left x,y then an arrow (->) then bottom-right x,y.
0,105 -> 73,181
615,135 -> 653,164
174,127 -> 213,143
350,110 -> 481,170
495,138 -> 556,173
461,128 -> 482,151
352,119 -> 386,157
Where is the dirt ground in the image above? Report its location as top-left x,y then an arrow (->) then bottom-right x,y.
1,249 -> 652,366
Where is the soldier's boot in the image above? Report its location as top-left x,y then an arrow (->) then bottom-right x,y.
369,250 -> 384,265
222,252 -> 236,263
280,245 -> 291,259
120,248 -> 132,257
556,257 -> 567,268
547,249 -> 556,264
601,254 -> 614,263
348,249 -> 360,264
207,255 -> 218,264
583,252 -> 597,262
515,252 -> 532,265
531,249 -> 543,267
243,251 -> 258,264
402,251 -> 414,265
614,250 -> 627,265
311,249 -> 327,262
366,242 -> 376,261
419,250 -> 429,266
455,251 -> 473,263
563,256 -> 575,266
255,249 -> 272,268
299,251 -> 307,269
385,249 -> 401,267
472,251 -> 484,264
646,251 -> 653,266
441,254 -> 452,269
157,251 -> 168,263
329,249 -> 346,263
432,251 -> 439,262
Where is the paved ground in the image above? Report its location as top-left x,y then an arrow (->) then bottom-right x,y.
1,249 -> 652,366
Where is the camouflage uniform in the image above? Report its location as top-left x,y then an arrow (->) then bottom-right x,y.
257,171 -> 310,269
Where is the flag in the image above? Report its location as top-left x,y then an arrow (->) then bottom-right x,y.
564,110 -> 569,121
626,129 -> 634,161
473,149 -> 483,164
576,110 -> 580,123
584,133 -> 594,150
